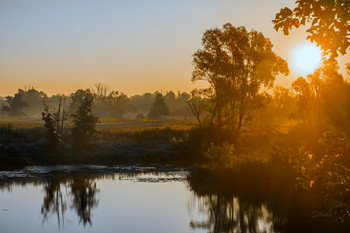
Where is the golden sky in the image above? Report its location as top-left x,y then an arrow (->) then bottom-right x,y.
0,0 -> 349,96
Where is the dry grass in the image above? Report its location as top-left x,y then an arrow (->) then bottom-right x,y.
0,118 -> 197,131
0,119 -> 43,128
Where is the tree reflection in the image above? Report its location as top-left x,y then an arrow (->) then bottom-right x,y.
41,179 -> 67,228
40,176 -> 99,227
69,177 -> 99,226
189,194 -> 274,233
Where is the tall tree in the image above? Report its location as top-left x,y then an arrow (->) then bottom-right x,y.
41,97 -> 67,151
71,90 -> 99,151
68,89 -> 94,117
148,93 -> 170,120
192,23 -> 289,130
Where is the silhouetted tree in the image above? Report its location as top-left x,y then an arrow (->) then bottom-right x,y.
92,83 -> 131,119
70,90 -> 99,151
42,97 -> 67,151
105,91 -> 130,119
68,89 -> 94,117
273,0 -> 350,58
2,90 -> 28,117
21,87 -> 48,117
186,88 -> 210,125
148,93 -> 169,120
192,23 -> 289,131
130,92 -> 155,115
42,104 -> 61,150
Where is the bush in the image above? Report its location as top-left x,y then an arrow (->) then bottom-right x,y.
204,142 -> 235,169
71,93 -> 99,151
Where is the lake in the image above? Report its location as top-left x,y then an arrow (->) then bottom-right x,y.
0,165 -> 346,233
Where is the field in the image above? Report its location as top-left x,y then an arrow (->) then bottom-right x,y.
0,118 -> 201,169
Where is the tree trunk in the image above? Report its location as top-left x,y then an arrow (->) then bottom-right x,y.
238,112 -> 244,130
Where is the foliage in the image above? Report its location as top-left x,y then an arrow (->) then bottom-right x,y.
68,89 -> 94,117
273,0 -> 350,58
92,83 -> 131,119
205,142 -> 235,169
1,86 -> 194,120
289,61 -> 347,124
186,88 -> 210,125
2,91 -> 28,117
42,105 -> 61,150
291,77 -> 315,122
1,87 -> 48,118
272,86 -> 294,110
291,132 -> 350,222
41,97 -> 67,151
147,93 -> 170,120
71,90 -> 99,151
21,87 -> 48,116
192,23 -> 289,132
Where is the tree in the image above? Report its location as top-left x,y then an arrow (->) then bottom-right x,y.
41,97 -> 67,151
71,90 -> 99,151
2,90 -> 28,117
293,132 -> 350,222
273,0 -> 350,58
272,86 -> 294,110
186,88 -> 210,125
2,87 -> 48,117
42,105 -> 61,150
68,89 -> 94,116
92,83 -> 131,119
105,91 -> 130,119
192,23 -> 289,130
21,87 -> 48,117
291,77 -> 314,122
147,93 -> 169,120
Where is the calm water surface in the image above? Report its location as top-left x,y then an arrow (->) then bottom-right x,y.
0,165 -> 335,233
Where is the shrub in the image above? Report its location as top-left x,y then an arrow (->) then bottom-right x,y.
71,93 -> 99,151
204,142 -> 235,169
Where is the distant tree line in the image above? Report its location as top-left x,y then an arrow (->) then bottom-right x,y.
0,84 -> 194,120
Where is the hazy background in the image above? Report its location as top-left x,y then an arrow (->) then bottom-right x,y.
1,0 -> 349,96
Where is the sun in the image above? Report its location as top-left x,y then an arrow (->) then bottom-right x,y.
291,43 -> 322,76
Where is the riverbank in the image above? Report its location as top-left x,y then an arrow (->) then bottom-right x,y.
0,121 -> 202,169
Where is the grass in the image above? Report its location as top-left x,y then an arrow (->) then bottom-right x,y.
0,118 -> 200,169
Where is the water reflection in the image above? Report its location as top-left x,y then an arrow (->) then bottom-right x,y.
0,167 -> 347,233
40,176 -> 100,227
189,194 -> 274,233
35,176 -> 99,227
0,168 -> 187,231
69,177 -> 99,225
41,179 -> 67,227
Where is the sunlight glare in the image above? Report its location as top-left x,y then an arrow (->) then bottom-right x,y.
291,43 -> 322,76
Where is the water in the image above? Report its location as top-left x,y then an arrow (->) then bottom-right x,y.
0,166 -> 346,233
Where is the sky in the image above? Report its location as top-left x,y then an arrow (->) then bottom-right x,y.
0,0 -> 349,96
